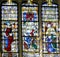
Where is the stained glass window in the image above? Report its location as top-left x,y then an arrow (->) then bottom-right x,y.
42,2 -> 59,57
1,2 -> 19,57
22,1 -> 40,57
